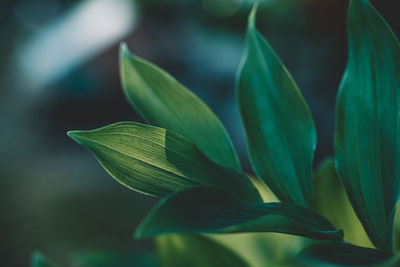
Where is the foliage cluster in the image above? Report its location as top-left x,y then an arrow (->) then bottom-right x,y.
33,0 -> 400,266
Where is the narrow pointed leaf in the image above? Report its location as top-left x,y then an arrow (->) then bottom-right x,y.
136,187 -> 343,241
312,158 -> 373,248
236,7 -> 316,206
299,242 -> 392,266
68,122 -> 260,202
120,44 -> 241,172
30,252 -> 58,267
334,0 -> 400,251
156,234 -> 250,267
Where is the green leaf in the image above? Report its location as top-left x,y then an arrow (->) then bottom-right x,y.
312,158 -> 373,248
156,234 -> 250,267
68,122 -> 260,202
136,186 -> 343,241
299,242 -> 393,266
120,44 -> 241,172
70,248 -> 157,267
334,0 -> 400,251
30,251 -> 58,267
236,7 -> 316,206
208,233 -> 306,267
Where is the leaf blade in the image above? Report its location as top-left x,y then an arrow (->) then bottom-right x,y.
312,158 -> 373,248
156,234 -> 250,267
136,186 -> 343,241
334,0 -> 400,251
68,122 -> 260,202
120,44 -> 241,172
236,7 -> 316,206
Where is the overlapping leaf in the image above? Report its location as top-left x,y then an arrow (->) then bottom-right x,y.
236,7 -> 316,206
120,44 -> 241,172
156,234 -> 250,267
136,186 -> 343,241
299,242 -> 393,266
334,0 -> 400,251
312,158 -> 373,248
68,122 -> 260,202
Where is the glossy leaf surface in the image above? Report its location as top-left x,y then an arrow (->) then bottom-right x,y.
156,234 -> 250,267
312,158 -> 373,248
335,0 -> 400,251
299,242 -> 392,266
68,122 -> 260,202
120,44 -> 241,172
236,7 -> 316,206
136,187 -> 343,241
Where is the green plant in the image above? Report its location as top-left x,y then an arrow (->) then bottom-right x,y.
34,0 -> 400,266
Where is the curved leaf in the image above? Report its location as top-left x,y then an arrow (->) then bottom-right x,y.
236,7 -> 316,206
156,234 -> 250,267
120,44 -> 241,172
68,122 -> 260,203
136,187 -> 343,241
312,158 -> 373,248
299,242 -> 392,266
334,0 -> 400,251
30,251 -> 58,267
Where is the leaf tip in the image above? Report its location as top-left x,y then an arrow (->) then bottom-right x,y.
67,130 -> 89,146
248,4 -> 258,28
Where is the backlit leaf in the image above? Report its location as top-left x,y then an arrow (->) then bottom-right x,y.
120,44 -> 241,172
68,122 -> 260,202
312,158 -> 373,248
156,234 -> 250,267
334,0 -> 400,251
236,7 -> 316,206
136,187 -> 343,241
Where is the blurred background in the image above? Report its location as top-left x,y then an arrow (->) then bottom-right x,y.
1,0 -> 400,266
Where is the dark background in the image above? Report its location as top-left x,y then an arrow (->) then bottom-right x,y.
1,0 -> 399,266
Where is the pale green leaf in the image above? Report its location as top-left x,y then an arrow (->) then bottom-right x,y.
312,158 -> 373,248
334,0 -> 400,251
68,122 -> 260,202
236,7 -> 316,206
136,186 -> 343,241
120,44 -> 241,172
156,234 -> 250,267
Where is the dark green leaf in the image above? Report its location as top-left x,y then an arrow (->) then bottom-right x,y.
68,122 -> 260,202
30,251 -> 58,267
334,0 -> 400,251
136,187 -> 343,241
312,158 -> 373,248
70,248 -> 157,267
156,234 -> 250,267
299,242 -> 392,266
120,44 -> 241,172
236,7 -> 316,206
